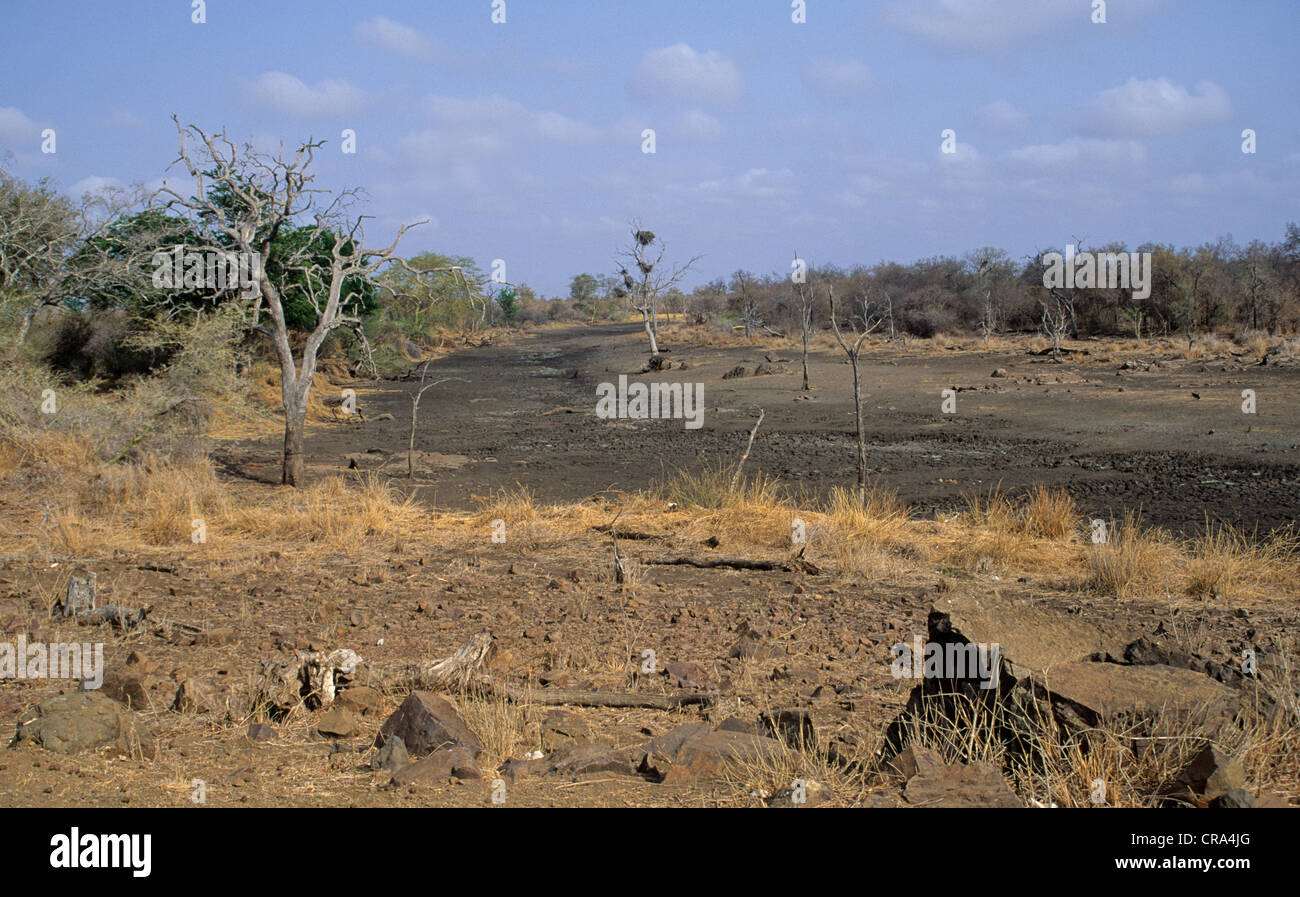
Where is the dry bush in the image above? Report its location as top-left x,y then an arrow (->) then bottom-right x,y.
1020,484 -> 1078,541
1086,512 -> 1168,598
822,483 -> 910,549
1183,519 -> 1298,599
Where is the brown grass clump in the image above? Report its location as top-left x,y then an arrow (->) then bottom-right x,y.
1085,511 -> 1169,599
1020,483 -> 1078,541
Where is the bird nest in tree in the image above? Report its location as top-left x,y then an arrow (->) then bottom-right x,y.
637,260 -> 653,274
634,230 -> 655,246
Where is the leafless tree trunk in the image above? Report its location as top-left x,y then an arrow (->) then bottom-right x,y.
618,223 -> 698,362
407,362 -> 463,477
793,258 -> 814,390
156,118 -> 423,486
828,287 -> 882,506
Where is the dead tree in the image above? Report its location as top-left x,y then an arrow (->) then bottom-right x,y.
793,280 -> 814,390
156,118 -> 423,486
617,223 -> 698,361
407,361 -> 464,477
828,286 -> 883,506
1,171 -> 154,348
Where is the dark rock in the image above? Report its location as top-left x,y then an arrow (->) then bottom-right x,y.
888,743 -> 946,781
904,760 -> 1021,808
247,723 -> 277,742
317,706 -> 359,738
391,747 -> 481,785
101,668 -> 156,711
377,691 -> 481,758
665,661 -> 713,688
171,678 -> 216,714
716,717 -> 758,735
336,686 -> 382,716
721,365 -> 748,380
549,743 -> 641,778
1176,744 -> 1246,800
538,710 -> 592,751
1211,789 -> 1255,808
760,708 -> 816,749
1017,663 -> 1239,737
372,735 -> 410,772
12,692 -> 152,756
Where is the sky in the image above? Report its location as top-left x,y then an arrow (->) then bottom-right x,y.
1,0 -> 1297,297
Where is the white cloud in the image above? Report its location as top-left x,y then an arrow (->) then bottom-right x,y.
68,175 -> 125,198
1083,78 -> 1231,136
801,59 -> 873,96
1007,137 -> 1147,168
354,16 -> 451,63
0,106 -> 42,144
975,99 -> 1028,131
630,44 -> 743,106
694,168 -> 797,203
888,0 -> 1163,49
676,110 -> 724,141
422,94 -> 605,146
246,71 -> 366,119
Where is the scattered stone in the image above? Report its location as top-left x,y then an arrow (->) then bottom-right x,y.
194,627 -> 237,647
247,723 -> 277,742
539,710 -> 593,751
990,368 -> 1008,378
336,686 -> 382,716
317,706 -> 359,738
1210,789 -> 1255,808
721,365 -> 748,380
766,778 -> 829,807
372,735 -> 409,772
549,743 -> 641,778
12,692 -> 152,756
760,708 -> 816,749
391,747 -> 481,785
1017,663 -> 1239,737
100,668 -> 156,711
888,743 -> 946,781
640,726 -> 785,784
904,759 -> 1021,808
171,678 -> 216,714
1175,744 -> 1246,801
716,717 -> 758,735
376,691 -> 481,758
665,661 -> 713,689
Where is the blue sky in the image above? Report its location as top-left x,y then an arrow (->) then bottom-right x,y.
2,0 -> 1297,296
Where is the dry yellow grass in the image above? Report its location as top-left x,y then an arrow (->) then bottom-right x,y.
1086,511 -> 1171,599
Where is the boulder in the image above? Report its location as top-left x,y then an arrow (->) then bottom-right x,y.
1017,662 -> 1239,736
642,726 -> 786,784
12,692 -> 152,756
317,706 -> 360,738
391,746 -> 481,785
904,759 -> 1021,808
1174,744 -> 1246,801
376,691 -> 481,758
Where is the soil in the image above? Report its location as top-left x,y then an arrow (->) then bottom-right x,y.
2,324 -> 1296,808
220,323 -> 1300,536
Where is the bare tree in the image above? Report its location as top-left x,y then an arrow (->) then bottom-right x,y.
617,223 -> 698,360
792,253 -> 814,390
407,361 -> 463,478
156,118 -> 422,486
828,286 -> 883,506
1,168 -> 156,347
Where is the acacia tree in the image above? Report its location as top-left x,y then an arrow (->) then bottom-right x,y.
156,119 -> 423,486
828,286 -> 883,506
617,223 -> 698,360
